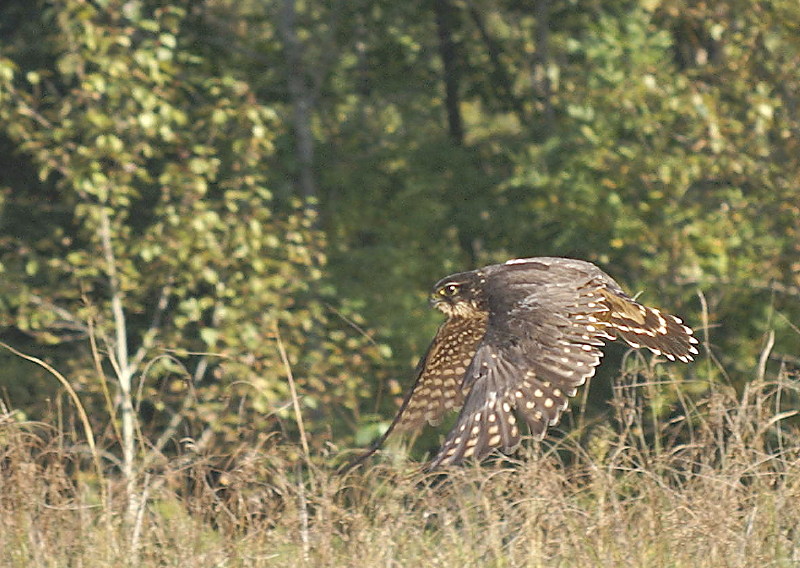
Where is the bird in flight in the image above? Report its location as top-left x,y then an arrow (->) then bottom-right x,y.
349,257 -> 698,470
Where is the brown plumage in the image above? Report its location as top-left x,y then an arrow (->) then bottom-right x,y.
346,257 -> 698,471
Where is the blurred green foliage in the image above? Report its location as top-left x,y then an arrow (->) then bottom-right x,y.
0,0 -> 798,462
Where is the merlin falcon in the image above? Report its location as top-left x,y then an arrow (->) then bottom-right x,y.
351,257 -> 698,469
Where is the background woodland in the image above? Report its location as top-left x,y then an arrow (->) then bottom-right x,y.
1,1 -> 799,565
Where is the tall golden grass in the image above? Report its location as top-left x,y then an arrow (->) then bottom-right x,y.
2,355 -> 799,567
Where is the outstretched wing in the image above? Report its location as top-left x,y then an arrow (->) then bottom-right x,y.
340,313 -> 488,472
394,314 -> 488,431
430,262 -> 611,467
429,258 -> 698,468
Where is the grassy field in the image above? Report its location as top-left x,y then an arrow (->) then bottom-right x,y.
2,363 -> 799,567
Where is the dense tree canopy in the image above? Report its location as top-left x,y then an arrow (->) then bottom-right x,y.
0,0 -> 798,465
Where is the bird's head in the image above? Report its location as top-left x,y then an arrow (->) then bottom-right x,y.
429,271 -> 485,317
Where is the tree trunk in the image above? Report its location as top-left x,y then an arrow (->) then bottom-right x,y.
280,0 -> 317,201
434,0 -> 464,146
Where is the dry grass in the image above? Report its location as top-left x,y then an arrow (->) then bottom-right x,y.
2,364 -> 800,567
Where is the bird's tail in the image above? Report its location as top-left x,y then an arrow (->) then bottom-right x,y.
597,289 -> 699,362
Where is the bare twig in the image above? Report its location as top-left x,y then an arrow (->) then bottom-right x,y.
0,341 -> 105,494
130,281 -> 173,371
130,471 -> 152,567
27,293 -> 88,336
87,312 -> 122,445
324,303 -> 380,348
757,330 -> 775,383
273,321 -> 310,461
139,356 -> 199,470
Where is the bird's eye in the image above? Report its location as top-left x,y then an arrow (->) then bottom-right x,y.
441,283 -> 460,296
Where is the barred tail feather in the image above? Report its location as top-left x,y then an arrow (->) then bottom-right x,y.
598,290 -> 699,362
